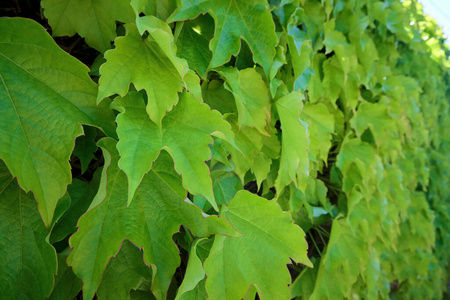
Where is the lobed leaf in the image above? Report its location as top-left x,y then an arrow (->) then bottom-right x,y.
169,0 -> 278,75
204,190 -> 312,299
67,138 -> 238,300
41,0 -> 135,53
0,18 -> 115,226
112,91 -> 235,209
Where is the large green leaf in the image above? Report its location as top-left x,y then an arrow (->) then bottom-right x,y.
169,0 -> 278,74
0,161 -> 57,299
275,91 -> 310,193
204,190 -> 312,299
68,138 -> 238,300
41,0 -> 135,53
0,18 -> 115,226
112,91 -> 235,209
98,22 -> 188,127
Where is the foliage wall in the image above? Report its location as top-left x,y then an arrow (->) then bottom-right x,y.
0,0 -> 449,299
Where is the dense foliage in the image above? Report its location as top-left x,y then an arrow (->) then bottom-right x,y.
0,0 -> 449,299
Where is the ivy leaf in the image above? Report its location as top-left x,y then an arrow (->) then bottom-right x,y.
131,0 -> 177,21
217,67 -> 271,135
310,220 -> 368,299
41,0 -> 135,53
48,251 -> 82,300
97,240 -> 153,300
226,115 -> 264,181
72,126 -> 98,174
183,70 -> 203,102
0,161 -> 57,299
169,0 -> 278,74
50,170 -> 101,244
112,91 -> 235,209
204,190 -> 312,299
336,138 -> 377,177
202,79 -> 237,115
0,18 -> 115,226
275,91 -> 310,193
175,239 -> 207,300
68,138 -> 238,300
176,13 -> 214,78
98,22 -> 188,127
301,103 -> 335,165
322,56 -> 345,103
350,99 -> 398,148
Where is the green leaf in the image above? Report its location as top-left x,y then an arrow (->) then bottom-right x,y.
322,56 -> 345,103
175,13 -> 214,77
310,220 -> 368,299
0,161 -> 57,299
301,103 -> 335,165
290,258 -> 319,299
0,18 -> 115,226
50,170 -> 101,244
97,240 -> 153,300
275,91 -> 310,193
336,138 -> 377,178
98,22 -> 188,127
204,190 -> 312,299
169,0 -> 278,74
41,0 -> 135,53
67,138 -> 238,300
175,239 -> 207,300
226,116 -> 264,181
131,0 -> 177,21
183,70 -> 203,102
202,79 -> 237,115
217,67 -> 271,135
48,251 -> 83,300
72,126 -> 98,174
350,99 -> 399,148
112,91 -> 235,209
211,171 -> 243,205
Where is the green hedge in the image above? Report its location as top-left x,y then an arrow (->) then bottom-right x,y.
0,0 -> 448,299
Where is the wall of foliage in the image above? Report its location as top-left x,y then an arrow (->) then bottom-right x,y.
0,0 -> 449,299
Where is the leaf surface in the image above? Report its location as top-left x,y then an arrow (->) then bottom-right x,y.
0,161 -> 57,299
0,18 -> 115,226
175,239 -> 207,300
112,92 -> 235,208
169,0 -> 277,74
98,22 -> 187,126
176,14 -> 214,77
41,0 -> 135,52
97,240 -> 153,300
50,170 -> 101,243
275,92 -> 310,193
301,103 -> 334,164
204,190 -> 312,299
48,252 -> 83,300
67,138 -> 238,300
218,68 -> 271,135
310,220 -> 368,299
